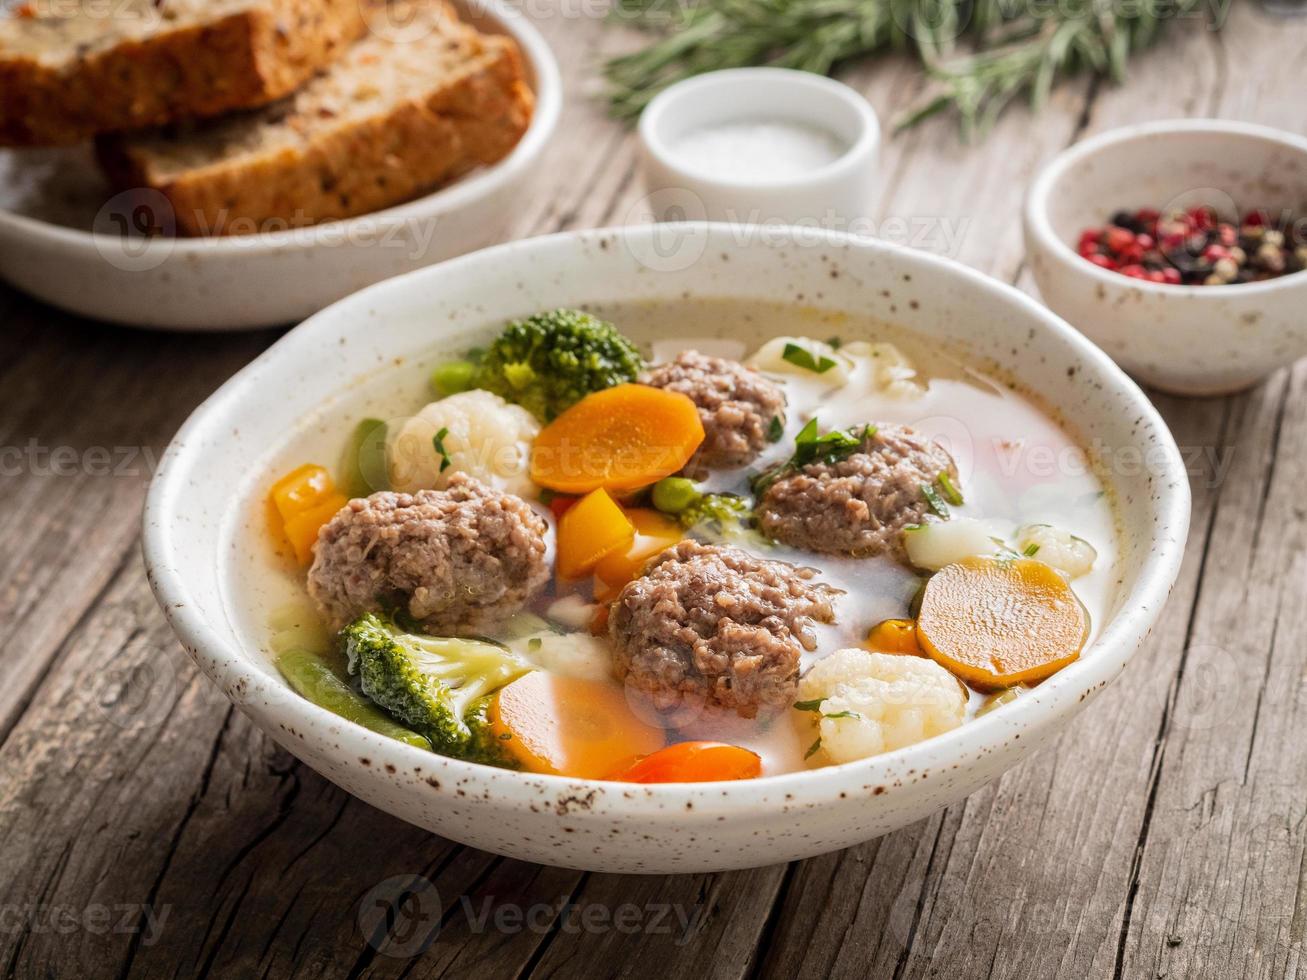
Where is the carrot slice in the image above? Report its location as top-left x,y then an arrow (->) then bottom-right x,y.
530,384 -> 705,494
556,488 -> 635,580
916,556 -> 1090,689
865,618 -> 924,656
593,508 -> 683,600
607,741 -> 762,783
488,672 -> 665,779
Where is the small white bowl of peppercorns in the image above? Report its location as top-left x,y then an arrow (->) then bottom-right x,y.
1024,119 -> 1307,396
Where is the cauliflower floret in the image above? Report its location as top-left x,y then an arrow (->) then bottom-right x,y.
1014,524 -> 1097,579
746,337 -> 854,386
388,390 -> 539,497
841,340 -> 924,398
796,649 -> 966,764
510,630 -> 611,682
747,337 -> 923,398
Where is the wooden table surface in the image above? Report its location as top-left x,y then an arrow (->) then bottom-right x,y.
3,4 -> 1307,978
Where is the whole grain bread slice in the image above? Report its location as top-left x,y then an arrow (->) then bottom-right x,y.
0,0 -> 374,146
96,0 -> 533,236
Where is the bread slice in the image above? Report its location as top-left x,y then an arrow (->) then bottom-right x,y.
96,1 -> 534,236
0,0 -> 374,146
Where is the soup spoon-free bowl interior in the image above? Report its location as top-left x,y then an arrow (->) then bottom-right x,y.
143,224 -> 1190,874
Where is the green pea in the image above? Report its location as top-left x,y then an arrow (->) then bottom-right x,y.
430,359 -> 478,397
652,477 -> 701,514
276,648 -> 430,750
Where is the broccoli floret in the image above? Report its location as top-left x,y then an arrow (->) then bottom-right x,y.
650,476 -> 761,544
680,493 -> 754,539
474,309 -> 644,421
340,613 -> 531,765
461,695 -> 521,769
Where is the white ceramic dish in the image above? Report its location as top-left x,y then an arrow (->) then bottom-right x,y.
143,223 -> 1189,874
1024,119 -> 1307,396
0,0 -> 561,331
638,68 -> 880,227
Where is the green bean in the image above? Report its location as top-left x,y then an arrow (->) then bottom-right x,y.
276,648 -> 430,750
430,359 -> 478,397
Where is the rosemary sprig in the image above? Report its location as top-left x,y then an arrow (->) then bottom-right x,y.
604,0 -> 1215,136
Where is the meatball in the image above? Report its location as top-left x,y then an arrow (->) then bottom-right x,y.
641,350 -> 786,471
757,423 -> 957,561
307,473 -> 549,633
609,540 -> 837,719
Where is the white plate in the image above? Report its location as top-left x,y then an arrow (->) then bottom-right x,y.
142,224 -> 1190,873
0,0 -> 561,331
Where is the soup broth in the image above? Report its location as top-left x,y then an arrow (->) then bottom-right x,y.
227,298 -> 1119,779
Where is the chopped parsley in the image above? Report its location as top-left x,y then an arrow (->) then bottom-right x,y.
752,419 -> 877,496
432,427 -> 452,472
527,637 -> 543,651
767,415 -> 784,442
794,698 -> 861,720
936,471 -> 964,506
781,342 -> 839,374
804,738 -> 823,760
920,481 -> 951,519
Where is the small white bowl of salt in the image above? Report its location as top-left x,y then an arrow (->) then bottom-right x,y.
637,68 -> 880,229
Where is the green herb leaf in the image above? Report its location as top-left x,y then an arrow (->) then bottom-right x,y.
921,482 -> 951,519
804,738 -> 823,760
936,471 -> 964,506
604,0 -> 1218,138
782,342 -> 838,374
822,709 -> 861,720
793,698 -> 826,713
767,415 -> 784,442
752,420 -> 876,496
433,427 -> 452,472
1022,543 -> 1041,557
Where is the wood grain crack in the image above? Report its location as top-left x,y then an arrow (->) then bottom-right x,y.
113,704 -> 237,980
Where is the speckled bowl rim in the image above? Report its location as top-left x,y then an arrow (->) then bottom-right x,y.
143,223 -> 1190,820
0,0 -> 561,257
1024,117 -> 1307,297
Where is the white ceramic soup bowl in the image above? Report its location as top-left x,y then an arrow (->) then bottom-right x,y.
143,224 -> 1190,874
1024,119 -> 1307,396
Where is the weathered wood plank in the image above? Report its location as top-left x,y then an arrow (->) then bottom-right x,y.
1114,380 -> 1307,976
0,299 -> 273,740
